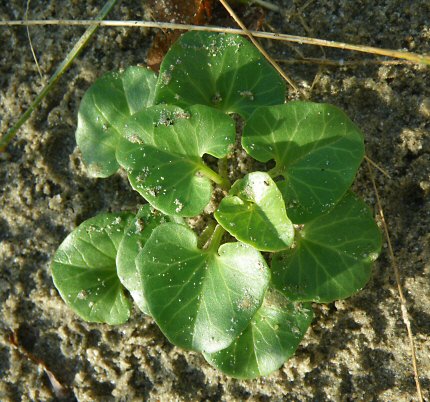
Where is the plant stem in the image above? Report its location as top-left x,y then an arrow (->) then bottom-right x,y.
217,157 -> 229,183
168,215 -> 186,225
0,0 -> 118,151
199,163 -> 231,190
197,220 -> 217,249
207,225 -> 225,253
268,165 -> 284,178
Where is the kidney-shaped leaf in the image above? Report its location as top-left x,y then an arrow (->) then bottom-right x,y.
215,172 -> 294,252
51,213 -> 134,324
154,31 -> 286,119
242,102 -> 365,223
204,289 -> 313,379
76,66 -> 157,177
116,104 -> 235,216
116,205 -> 166,314
137,223 -> 271,353
272,192 -> 382,303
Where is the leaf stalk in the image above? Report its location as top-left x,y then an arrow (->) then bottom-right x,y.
168,215 -> 186,225
268,165 -> 284,178
207,225 -> 225,253
198,220 -> 217,249
199,164 -> 231,190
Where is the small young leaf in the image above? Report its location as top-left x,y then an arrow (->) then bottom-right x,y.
154,31 -> 286,118
116,104 -> 235,216
137,223 -> 271,353
76,66 -> 157,177
272,192 -> 382,302
116,205 -> 166,314
242,102 -> 365,223
214,172 -> 294,251
51,213 -> 134,324
204,289 -> 313,379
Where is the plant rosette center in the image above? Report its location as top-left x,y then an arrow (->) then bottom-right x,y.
51,31 -> 381,379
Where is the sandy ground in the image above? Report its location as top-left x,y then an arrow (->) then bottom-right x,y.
0,0 -> 429,401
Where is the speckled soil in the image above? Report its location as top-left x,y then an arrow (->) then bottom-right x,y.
0,1 -> 429,401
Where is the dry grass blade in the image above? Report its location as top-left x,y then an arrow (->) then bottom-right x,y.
218,0 -> 302,95
366,160 -> 424,402
0,0 -> 118,151
251,0 -> 281,12
364,155 -> 391,179
0,17 -> 400,179
1,20 -> 429,66
215,3 -> 392,186
25,0 -> 43,79
276,57 -> 414,67
7,330 -> 70,398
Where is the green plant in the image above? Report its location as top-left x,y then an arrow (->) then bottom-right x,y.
51,31 -> 381,379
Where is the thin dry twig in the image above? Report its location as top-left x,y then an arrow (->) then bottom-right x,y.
1,19 -> 406,186
251,0 -> 281,13
25,0 -> 43,79
7,330 -> 69,398
366,160 -> 424,402
2,20 -> 429,65
218,0 -> 302,95
276,57 -> 414,67
216,2 -> 392,181
364,155 -> 391,179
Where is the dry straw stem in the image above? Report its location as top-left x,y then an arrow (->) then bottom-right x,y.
276,57 -> 415,67
366,160 -> 424,402
7,330 -> 69,399
218,0 -> 302,95
2,19 -> 429,150
1,19 -> 430,66
25,0 -> 43,79
217,0 -> 391,180
249,0 -> 282,13
364,155 -> 391,179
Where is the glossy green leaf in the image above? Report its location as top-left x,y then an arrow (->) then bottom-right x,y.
76,66 -> 157,177
204,288 -> 313,379
214,172 -> 294,252
51,213 -> 134,324
116,205 -> 167,314
137,223 -> 271,353
116,104 -> 235,216
272,192 -> 382,302
242,102 -> 365,223
154,31 -> 286,118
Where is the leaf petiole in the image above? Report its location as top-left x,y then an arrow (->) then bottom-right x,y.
217,157 -> 229,183
168,215 -> 186,225
268,165 -> 284,178
207,225 -> 225,253
198,163 -> 231,190
198,220 -> 217,249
